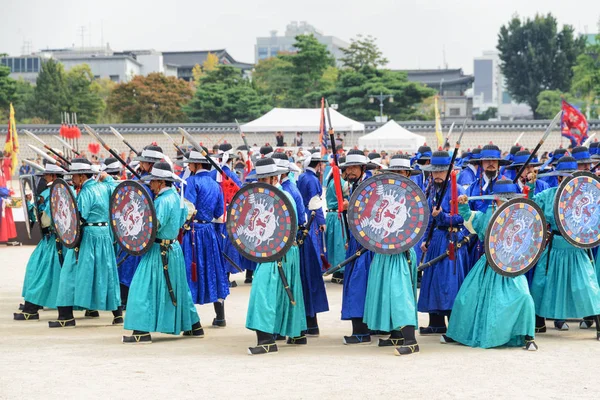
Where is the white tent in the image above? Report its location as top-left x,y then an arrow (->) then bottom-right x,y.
358,120 -> 426,153
240,108 -> 365,132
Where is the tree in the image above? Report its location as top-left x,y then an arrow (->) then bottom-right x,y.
65,65 -> 104,123
333,66 -> 435,121
91,78 -> 118,123
192,52 -> 220,84
252,57 -> 295,107
535,90 -> 579,119
184,65 -> 271,122
474,107 -> 498,121
280,34 -> 335,107
0,65 -> 16,111
31,59 -> 69,123
107,73 -> 192,123
571,34 -> 600,118
497,13 -> 586,118
339,34 -> 389,70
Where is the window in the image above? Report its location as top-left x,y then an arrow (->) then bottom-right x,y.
33,58 -> 39,72
257,47 -> 268,59
502,91 -> 512,104
270,47 -> 279,57
109,75 -> 120,82
449,108 -> 461,116
27,58 -> 33,72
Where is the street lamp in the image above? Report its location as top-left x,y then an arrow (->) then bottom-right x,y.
369,92 -> 394,121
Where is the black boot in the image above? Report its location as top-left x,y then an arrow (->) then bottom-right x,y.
304,315 -> 319,336
122,330 -> 152,344
248,330 -> 278,355
183,321 -> 205,338
378,329 -> 404,347
212,301 -> 226,327
84,310 -> 100,318
535,315 -> 546,333
419,313 -> 447,334
112,307 -> 124,325
244,269 -> 253,284
394,326 -> 419,356
14,301 -> 40,321
49,307 -> 75,328
332,271 -> 344,284
524,335 -> 538,351
120,284 -> 129,310
343,318 -> 371,345
580,316 -> 595,329
595,315 -> 600,341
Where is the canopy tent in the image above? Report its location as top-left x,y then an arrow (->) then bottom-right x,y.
358,120 -> 426,154
240,108 -> 365,132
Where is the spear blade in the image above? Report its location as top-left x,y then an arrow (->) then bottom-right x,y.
28,144 -> 58,164
53,135 -> 81,156
24,159 -> 45,172
23,129 -> 48,147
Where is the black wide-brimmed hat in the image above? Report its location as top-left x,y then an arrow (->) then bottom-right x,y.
69,158 -> 98,175
34,161 -> 69,176
470,144 -> 511,166
141,162 -> 180,182
538,156 -> 578,178
186,147 -> 212,165
133,145 -> 165,163
491,179 -> 526,199
101,157 -> 123,174
420,151 -> 452,172
254,157 -> 289,178
340,149 -> 369,169
387,154 -> 420,176
571,146 -> 593,164
271,152 -> 300,173
260,144 -> 274,157
505,150 -> 543,170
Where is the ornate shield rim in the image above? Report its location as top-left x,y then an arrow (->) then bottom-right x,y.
19,175 -> 41,239
49,178 -> 82,249
553,171 -> 600,249
226,182 -> 298,263
485,198 -> 548,277
347,172 -> 430,255
110,180 -> 157,257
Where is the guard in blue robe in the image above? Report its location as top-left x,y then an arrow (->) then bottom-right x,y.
537,148 -> 569,188
296,152 -> 330,335
410,146 -> 432,268
51,158 -> 122,328
123,163 -> 203,344
530,157 -> 600,339
444,181 -> 537,350
182,149 -> 229,327
418,151 -> 471,334
246,158 -> 307,355
15,163 -> 68,321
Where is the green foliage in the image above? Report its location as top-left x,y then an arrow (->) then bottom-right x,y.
571,34 -> 600,117
65,65 -> 104,123
0,65 -> 16,111
535,90 -> 577,119
107,73 -> 193,123
333,66 -> 435,121
497,13 -> 586,118
184,65 -> 271,122
31,59 -> 69,123
474,107 -> 498,121
253,57 -> 295,107
339,34 -> 389,70
11,79 -> 35,121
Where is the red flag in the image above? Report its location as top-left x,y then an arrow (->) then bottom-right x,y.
561,100 -> 588,146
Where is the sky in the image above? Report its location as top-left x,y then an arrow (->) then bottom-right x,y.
1,0 -> 598,74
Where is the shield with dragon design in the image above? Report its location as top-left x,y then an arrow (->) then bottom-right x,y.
485,198 -> 547,277
49,178 -> 81,249
110,180 -> 157,256
347,173 -> 430,254
554,171 -> 600,249
226,182 -> 297,262
19,174 -> 42,239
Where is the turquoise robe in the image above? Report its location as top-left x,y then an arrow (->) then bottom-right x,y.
325,175 -> 348,270
246,189 -> 307,337
446,203 -> 536,348
124,187 -> 200,334
56,179 -> 121,311
363,248 -> 418,331
530,187 -> 600,318
21,187 -> 62,308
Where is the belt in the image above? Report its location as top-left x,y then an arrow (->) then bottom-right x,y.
42,227 -> 51,236
437,226 -> 460,233
193,220 -> 210,224
84,222 -> 108,227
551,230 -> 562,237
155,238 -> 175,245
327,209 -> 338,212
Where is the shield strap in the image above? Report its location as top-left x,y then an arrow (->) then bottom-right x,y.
158,239 -> 177,306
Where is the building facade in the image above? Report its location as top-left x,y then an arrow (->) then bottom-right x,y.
255,21 -> 349,65
162,50 -> 254,81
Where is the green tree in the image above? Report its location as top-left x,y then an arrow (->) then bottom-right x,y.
280,34 -> 335,107
474,107 -> 498,121
536,90 -> 579,119
497,13 -> 585,118
65,65 -> 104,123
91,77 -> 118,123
252,57 -> 295,107
571,34 -> 600,118
184,65 -> 271,122
11,79 -> 35,121
31,59 -> 69,123
107,73 -> 193,123
0,65 -> 17,111
333,66 -> 435,121
339,34 -> 389,70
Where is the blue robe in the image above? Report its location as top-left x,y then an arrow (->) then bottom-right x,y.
467,174 -> 502,262
182,170 -> 229,304
457,165 -> 478,190
363,249 -> 418,331
297,168 -> 329,316
21,187 -> 62,308
530,187 -> 600,318
418,185 -> 470,314
56,179 -> 121,311
446,203 -> 535,348
124,187 -> 200,334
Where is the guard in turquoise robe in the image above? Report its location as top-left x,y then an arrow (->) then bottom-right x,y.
324,170 -> 348,282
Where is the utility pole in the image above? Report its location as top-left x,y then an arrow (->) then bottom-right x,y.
368,92 -> 394,121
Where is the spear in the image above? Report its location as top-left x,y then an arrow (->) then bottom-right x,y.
163,131 -> 186,155
83,125 -> 141,179
445,122 -> 455,144
514,132 -> 525,146
110,127 -> 140,156
28,144 -> 62,165
23,159 -> 45,172
178,127 -> 231,182
23,130 -> 71,165
53,135 -> 81,156
583,133 -> 596,147
512,110 -> 562,184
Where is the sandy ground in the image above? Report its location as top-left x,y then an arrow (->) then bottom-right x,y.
1,246 -> 599,400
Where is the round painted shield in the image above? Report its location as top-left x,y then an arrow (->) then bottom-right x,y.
50,178 -> 81,249
110,180 -> 157,256
19,174 -> 42,240
226,182 -> 297,263
348,173 -> 429,254
485,198 -> 547,277
554,171 -> 600,248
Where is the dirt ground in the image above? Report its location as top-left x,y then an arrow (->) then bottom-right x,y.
1,245 -> 599,400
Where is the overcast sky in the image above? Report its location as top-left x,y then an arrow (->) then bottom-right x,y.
1,0 -> 598,74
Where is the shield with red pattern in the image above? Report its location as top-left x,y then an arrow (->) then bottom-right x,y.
485,198 -> 547,277
348,173 -> 429,254
50,178 -> 81,249
110,180 -> 157,256
226,182 -> 297,262
554,171 -> 600,249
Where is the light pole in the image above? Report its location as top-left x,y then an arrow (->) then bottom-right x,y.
368,92 -> 394,121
